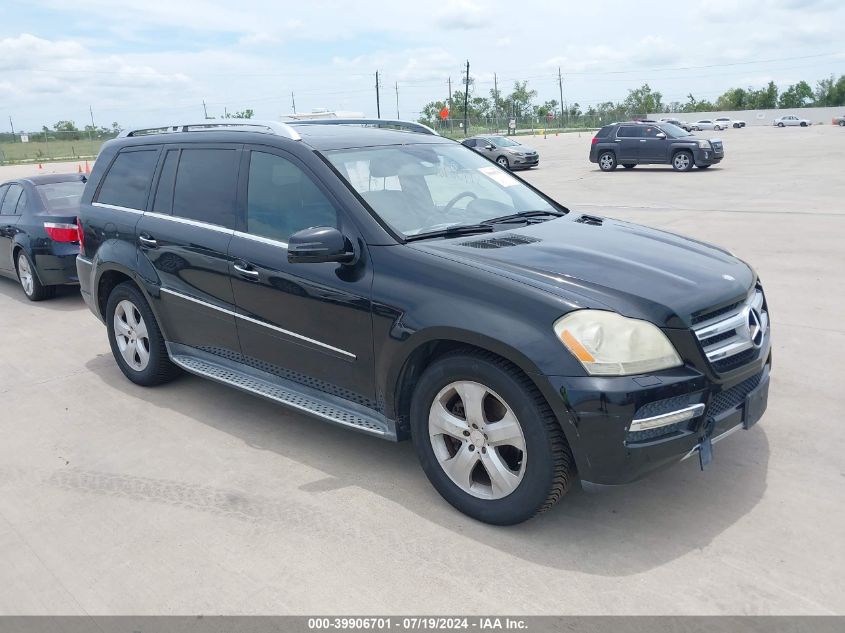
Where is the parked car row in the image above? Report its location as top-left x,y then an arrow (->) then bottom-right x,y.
1,119 -> 771,525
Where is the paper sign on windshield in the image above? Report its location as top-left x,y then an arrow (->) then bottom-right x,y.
478,165 -> 518,187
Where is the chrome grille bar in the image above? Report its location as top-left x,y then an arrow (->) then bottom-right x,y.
693,288 -> 768,367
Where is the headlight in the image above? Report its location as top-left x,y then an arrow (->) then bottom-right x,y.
553,311 -> 682,376
697,140 -> 712,149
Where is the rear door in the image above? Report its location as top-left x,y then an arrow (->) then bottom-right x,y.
227,145 -> 376,405
615,125 -> 642,162
0,184 -> 23,272
639,125 -> 670,163
135,144 -> 241,356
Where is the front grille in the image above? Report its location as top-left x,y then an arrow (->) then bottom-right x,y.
708,371 -> 763,418
693,288 -> 768,372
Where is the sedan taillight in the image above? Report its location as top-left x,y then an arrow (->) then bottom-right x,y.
44,222 -> 79,243
591,137 -> 599,145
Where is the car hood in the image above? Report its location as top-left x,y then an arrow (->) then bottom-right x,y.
409,214 -> 754,328
505,144 -> 537,154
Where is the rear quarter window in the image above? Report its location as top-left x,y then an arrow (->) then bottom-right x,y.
595,125 -> 613,138
96,149 -> 160,210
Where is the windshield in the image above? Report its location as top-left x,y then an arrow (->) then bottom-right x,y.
487,136 -> 520,147
37,181 -> 84,212
324,143 -> 557,237
660,122 -> 691,137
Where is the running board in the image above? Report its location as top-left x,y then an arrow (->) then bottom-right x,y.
167,343 -> 396,440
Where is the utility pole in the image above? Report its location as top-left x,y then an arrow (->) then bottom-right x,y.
8,116 -> 14,142
395,81 -> 400,119
463,60 -> 470,136
88,105 -> 95,151
558,67 -> 565,130
203,100 -> 209,120
291,92 -> 296,114
375,71 -> 381,118
493,73 -> 498,133
448,76 -> 453,135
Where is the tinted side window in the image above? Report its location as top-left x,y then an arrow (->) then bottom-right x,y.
172,148 -> 238,228
462,139 -> 476,148
617,126 -> 642,138
0,184 -> 22,214
0,185 -> 9,211
246,151 -> 338,243
152,149 -> 179,214
595,125 -> 613,138
97,149 -> 159,210
15,189 -> 28,214
643,126 -> 663,138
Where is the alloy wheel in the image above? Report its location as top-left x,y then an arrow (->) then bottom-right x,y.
496,156 -> 509,169
113,299 -> 151,371
428,380 -> 527,500
673,153 -> 691,170
599,153 -> 615,170
17,254 -> 34,296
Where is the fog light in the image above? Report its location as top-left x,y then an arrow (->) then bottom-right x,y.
629,403 -> 705,433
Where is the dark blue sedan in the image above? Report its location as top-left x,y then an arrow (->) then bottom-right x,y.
0,173 -> 86,300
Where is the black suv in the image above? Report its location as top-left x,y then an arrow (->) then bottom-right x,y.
77,119 -> 770,525
590,121 -> 724,171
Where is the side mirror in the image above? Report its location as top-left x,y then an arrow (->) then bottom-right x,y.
485,144 -> 495,150
288,226 -> 355,264
655,132 -> 667,139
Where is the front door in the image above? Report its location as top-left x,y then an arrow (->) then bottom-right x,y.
227,146 -> 376,408
136,144 -> 242,357
640,125 -> 670,163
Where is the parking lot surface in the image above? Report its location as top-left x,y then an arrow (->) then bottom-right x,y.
1,125 -> 843,615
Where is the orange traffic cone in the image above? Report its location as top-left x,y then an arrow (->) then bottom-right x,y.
84,160 -> 90,174
37,163 -> 43,170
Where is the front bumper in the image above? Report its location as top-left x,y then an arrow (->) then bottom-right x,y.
546,350 -> 771,486
695,147 -> 723,166
511,154 -> 539,168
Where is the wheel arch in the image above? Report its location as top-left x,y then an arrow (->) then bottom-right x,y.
388,328 -> 573,445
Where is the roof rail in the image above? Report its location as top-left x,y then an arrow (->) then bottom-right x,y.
117,120 -> 302,141
287,118 -> 439,136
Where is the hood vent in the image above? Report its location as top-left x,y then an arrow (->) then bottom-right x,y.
460,234 -> 541,249
574,214 -> 604,226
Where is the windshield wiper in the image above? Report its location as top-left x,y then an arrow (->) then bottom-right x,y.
482,210 -> 565,225
405,224 -> 496,242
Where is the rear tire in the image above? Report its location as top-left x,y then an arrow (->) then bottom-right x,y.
715,125 -> 722,131
16,251 -> 54,301
800,122 -> 807,127
410,351 -> 574,525
598,151 -> 617,171
106,282 -> 181,387
672,150 -> 693,172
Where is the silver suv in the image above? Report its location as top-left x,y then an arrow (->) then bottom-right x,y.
461,135 -> 539,170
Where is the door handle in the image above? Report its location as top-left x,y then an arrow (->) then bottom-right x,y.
233,262 -> 260,279
138,234 -> 158,248
640,139 -> 647,142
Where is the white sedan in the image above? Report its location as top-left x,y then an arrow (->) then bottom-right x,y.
714,117 -> 734,130
773,115 -> 811,127
690,119 -> 721,131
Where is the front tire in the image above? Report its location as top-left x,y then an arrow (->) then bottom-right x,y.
598,151 -> 617,171
496,156 -> 510,170
672,150 -> 693,172
16,250 -> 54,301
715,125 -> 722,131
410,351 -> 574,525
778,122 -> 785,127
106,282 -> 181,386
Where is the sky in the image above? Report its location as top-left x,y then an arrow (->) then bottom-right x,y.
1,0 -> 844,131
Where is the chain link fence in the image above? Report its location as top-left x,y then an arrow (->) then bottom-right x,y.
424,114 -> 607,139
0,130 -> 118,165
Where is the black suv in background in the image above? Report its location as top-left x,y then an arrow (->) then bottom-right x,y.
77,119 -> 770,525
590,121 -> 724,171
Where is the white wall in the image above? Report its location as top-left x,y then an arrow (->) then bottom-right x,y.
649,106 -> 844,126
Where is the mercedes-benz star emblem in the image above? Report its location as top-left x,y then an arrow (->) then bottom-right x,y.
747,308 -> 764,348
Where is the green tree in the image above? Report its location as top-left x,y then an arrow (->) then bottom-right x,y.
507,80 -> 537,118
53,120 -> 81,140
778,81 -> 814,108
225,109 -> 255,119
716,87 -> 749,111
623,83 -> 664,115
814,75 -> 845,106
